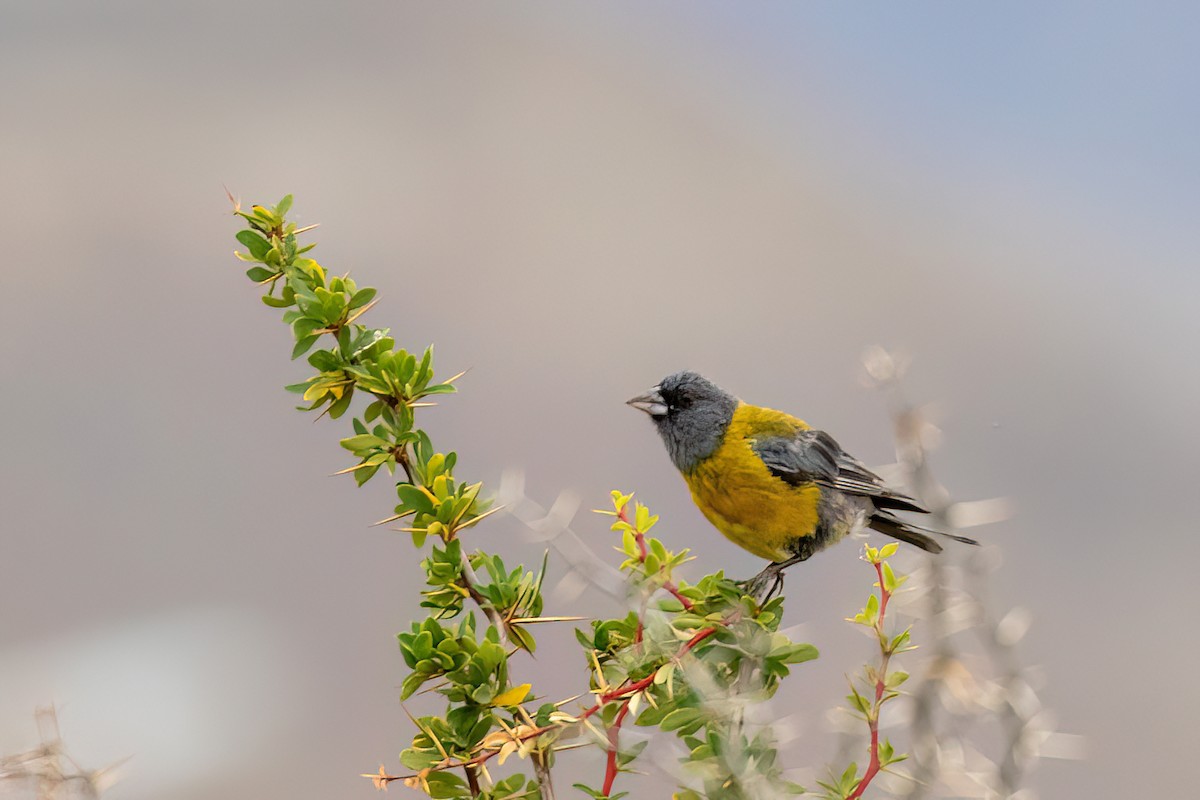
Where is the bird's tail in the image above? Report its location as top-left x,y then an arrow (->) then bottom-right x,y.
867,513 -> 979,554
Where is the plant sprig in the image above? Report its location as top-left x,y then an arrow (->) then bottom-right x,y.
232,195 -> 550,798
819,544 -> 912,800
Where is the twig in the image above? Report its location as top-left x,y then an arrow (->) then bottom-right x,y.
847,559 -> 895,800
532,751 -> 556,800
464,764 -> 482,797
455,545 -> 510,645
601,700 -> 633,796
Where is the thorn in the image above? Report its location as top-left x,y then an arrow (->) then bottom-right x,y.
455,505 -> 505,531
332,462 -> 376,476
553,694 -> 584,708
345,298 -> 379,325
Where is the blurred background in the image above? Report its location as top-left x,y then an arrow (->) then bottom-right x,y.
2,1 -> 1196,798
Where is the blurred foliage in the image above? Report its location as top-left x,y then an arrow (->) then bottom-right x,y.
0,707 -> 122,798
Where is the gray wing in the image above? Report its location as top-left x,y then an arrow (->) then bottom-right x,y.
751,429 -> 928,513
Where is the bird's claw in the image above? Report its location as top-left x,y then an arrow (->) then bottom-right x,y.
739,565 -> 787,603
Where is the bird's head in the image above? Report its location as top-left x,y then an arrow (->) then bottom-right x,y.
627,371 -> 738,473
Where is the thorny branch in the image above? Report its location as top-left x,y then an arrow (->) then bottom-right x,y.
369,625 -> 720,789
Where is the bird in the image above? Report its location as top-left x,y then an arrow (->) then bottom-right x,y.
627,371 -> 977,598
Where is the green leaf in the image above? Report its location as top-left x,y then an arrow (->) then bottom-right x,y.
840,762 -> 860,792
306,350 -> 341,372
617,738 -> 648,767
235,229 -> 272,260
349,287 -> 377,309
245,266 -> 276,283
879,738 -> 894,764
261,293 -> 294,308
250,204 -> 276,224
292,317 -> 323,339
411,630 -> 434,659
423,770 -> 467,798
660,707 -> 705,732
846,686 -> 870,715
882,561 -> 898,593
399,672 -> 427,700
275,194 -> 293,217
780,642 -> 819,664
282,234 -> 297,262
327,390 -> 353,419
353,463 -> 381,486
291,335 -> 319,360
509,624 -> 536,653
861,593 -> 879,626
397,483 -> 434,515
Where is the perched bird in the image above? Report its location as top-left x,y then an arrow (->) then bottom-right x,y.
627,371 -> 976,597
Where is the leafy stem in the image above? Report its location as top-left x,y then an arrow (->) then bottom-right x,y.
824,544 -> 912,800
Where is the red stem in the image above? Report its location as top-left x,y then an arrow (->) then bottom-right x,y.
619,506 -> 695,612
601,700 -> 633,796
634,530 -> 649,562
583,626 -> 718,715
634,594 -> 647,646
594,503 -> 706,796
848,715 -> 882,800
664,582 -> 696,612
875,561 -> 891,620
847,561 -> 892,800
593,626 -> 717,796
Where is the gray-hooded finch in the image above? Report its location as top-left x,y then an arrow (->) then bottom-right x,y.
628,371 -> 977,597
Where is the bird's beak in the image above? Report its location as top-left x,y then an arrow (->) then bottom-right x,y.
626,386 -> 668,417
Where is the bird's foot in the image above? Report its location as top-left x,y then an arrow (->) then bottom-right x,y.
740,563 -> 788,603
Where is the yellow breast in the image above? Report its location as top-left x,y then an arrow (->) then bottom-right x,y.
682,404 -> 822,562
